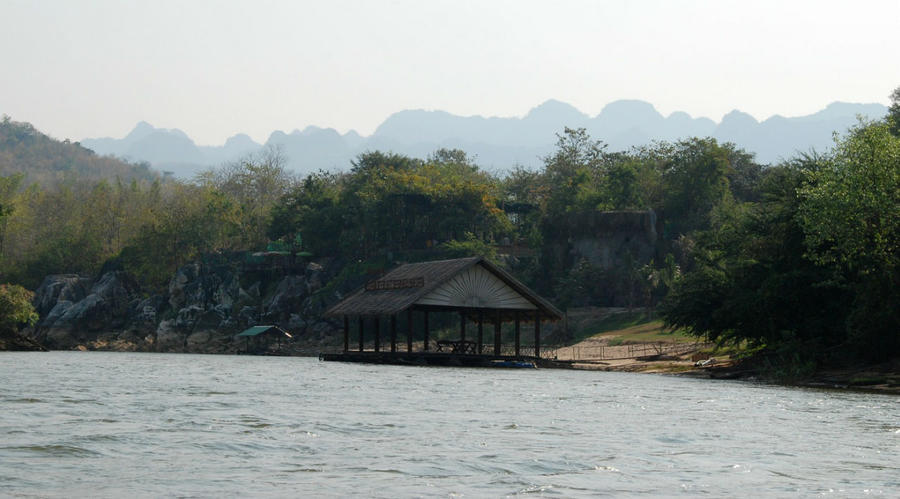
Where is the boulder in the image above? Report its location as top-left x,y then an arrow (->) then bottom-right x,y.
117,328 -> 147,345
263,275 -> 309,322
186,330 -> 212,348
155,320 -> 184,351
169,263 -> 244,310
288,313 -> 307,332
174,305 -> 204,330
32,271 -> 139,348
238,306 -> 259,326
132,295 -> 164,326
63,272 -> 138,330
43,327 -> 83,349
40,300 -> 74,328
305,262 -> 325,293
168,263 -> 201,310
196,306 -> 227,329
33,274 -> 91,317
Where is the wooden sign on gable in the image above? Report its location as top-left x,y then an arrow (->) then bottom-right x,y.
366,276 -> 425,291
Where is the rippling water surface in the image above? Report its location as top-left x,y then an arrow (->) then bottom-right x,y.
1,352 -> 897,497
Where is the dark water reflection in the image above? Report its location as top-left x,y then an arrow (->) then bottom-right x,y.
1,352 -> 897,497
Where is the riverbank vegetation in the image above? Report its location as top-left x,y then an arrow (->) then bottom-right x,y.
0,87 -> 897,373
0,283 -> 41,350
660,116 -> 899,375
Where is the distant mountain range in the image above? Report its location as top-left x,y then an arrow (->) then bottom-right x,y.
81,99 -> 889,177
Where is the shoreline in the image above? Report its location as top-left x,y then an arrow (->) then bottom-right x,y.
571,355 -> 900,395
6,343 -> 898,395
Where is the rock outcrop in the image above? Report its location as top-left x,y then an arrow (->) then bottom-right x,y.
568,210 -> 658,270
31,272 -> 139,349
28,257 -> 342,353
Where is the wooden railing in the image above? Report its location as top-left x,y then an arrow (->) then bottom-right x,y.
554,342 -> 707,361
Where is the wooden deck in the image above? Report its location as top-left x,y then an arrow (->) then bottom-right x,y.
319,351 -> 570,368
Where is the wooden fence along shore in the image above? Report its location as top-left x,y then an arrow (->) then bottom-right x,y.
552,342 -> 707,362
316,340 -> 707,363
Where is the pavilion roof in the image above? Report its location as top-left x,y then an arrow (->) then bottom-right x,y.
325,256 -> 562,320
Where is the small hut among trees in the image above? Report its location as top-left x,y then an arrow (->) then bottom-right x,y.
235,325 -> 292,354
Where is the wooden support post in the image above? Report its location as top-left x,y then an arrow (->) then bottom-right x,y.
374,316 -> 381,352
343,315 -> 349,352
514,311 -> 520,357
358,316 -> 364,352
477,309 -> 484,354
407,309 -> 413,352
423,310 -> 430,351
534,310 -> 541,359
494,310 -> 501,356
390,315 -> 397,353
460,311 -> 466,342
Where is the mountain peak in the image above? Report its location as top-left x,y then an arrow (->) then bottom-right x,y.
525,99 -> 587,121
267,130 -> 288,143
815,101 -> 888,120
125,121 -> 156,141
224,133 -> 258,148
598,100 -> 663,120
721,109 -> 759,126
81,99 -> 889,176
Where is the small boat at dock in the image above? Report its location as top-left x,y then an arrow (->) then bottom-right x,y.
490,360 -> 536,368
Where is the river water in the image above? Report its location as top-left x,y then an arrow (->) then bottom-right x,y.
1,352 -> 897,497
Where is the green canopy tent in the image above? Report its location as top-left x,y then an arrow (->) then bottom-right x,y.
235,325 -> 292,354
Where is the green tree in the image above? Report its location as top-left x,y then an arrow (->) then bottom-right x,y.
798,120 -> 900,357
661,138 -> 736,237
662,120 -> 900,368
661,162 -> 847,356
888,86 -> 900,136
605,156 -> 644,209
541,127 -> 611,221
0,283 -> 38,333
0,173 -> 24,260
268,171 -> 344,255
438,232 -> 498,261
195,145 -> 295,249
799,120 -> 899,277
499,166 -> 543,248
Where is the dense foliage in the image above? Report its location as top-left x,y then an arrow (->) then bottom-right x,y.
0,115 -> 156,187
2,87 -> 898,368
0,283 -> 38,334
269,150 -> 509,258
661,117 -> 899,369
0,120 -> 296,288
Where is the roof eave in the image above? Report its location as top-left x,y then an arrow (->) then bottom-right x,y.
325,256 -> 563,320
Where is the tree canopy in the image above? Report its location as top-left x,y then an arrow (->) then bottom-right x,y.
661,116 -> 900,369
0,283 -> 38,334
2,86 -> 899,369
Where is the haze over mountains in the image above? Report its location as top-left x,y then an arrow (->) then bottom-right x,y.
81,99 -> 888,177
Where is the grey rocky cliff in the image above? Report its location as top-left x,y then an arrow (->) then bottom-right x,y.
31,272 -> 139,349
29,258 -> 343,353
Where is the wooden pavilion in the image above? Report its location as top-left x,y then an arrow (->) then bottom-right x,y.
320,256 -> 563,367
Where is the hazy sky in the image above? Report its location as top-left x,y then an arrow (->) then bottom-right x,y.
2,0 -> 898,145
